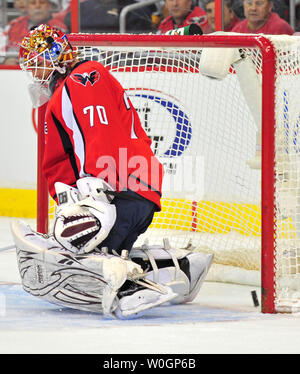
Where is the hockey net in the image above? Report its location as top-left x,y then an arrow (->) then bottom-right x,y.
37,33 -> 300,313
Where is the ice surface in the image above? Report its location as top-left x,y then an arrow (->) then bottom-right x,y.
1,217 -> 300,354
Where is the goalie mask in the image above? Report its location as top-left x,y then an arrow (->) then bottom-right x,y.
19,24 -> 77,86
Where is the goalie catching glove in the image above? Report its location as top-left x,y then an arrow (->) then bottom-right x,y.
53,178 -> 116,254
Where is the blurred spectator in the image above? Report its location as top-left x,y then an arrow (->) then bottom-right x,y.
13,0 -> 29,16
232,0 -> 289,20
64,0 -> 155,33
3,0 -> 68,65
204,0 -> 240,31
157,0 -> 210,34
52,0 -> 73,23
231,0 -> 294,34
151,0 -> 169,30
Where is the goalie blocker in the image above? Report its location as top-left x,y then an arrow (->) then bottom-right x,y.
11,220 -> 213,318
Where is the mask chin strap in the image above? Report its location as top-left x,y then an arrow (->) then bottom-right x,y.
27,81 -> 51,108
56,65 -> 66,74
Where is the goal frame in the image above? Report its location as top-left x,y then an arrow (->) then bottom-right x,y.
36,34 -> 276,313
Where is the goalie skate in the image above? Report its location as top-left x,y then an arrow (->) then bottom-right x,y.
130,240 -> 214,304
115,280 -> 177,318
10,220 -> 177,318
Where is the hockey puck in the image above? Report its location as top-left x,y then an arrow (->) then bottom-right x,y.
251,290 -> 259,307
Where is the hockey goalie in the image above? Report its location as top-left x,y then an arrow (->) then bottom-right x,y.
12,24 -> 213,318
11,178 -> 213,319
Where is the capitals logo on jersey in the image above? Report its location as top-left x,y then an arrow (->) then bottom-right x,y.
190,16 -> 207,24
70,70 -> 100,86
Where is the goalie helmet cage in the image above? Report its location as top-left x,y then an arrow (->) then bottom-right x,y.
36,33 -> 300,314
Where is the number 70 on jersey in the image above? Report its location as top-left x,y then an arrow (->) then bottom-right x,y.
83,105 -> 108,127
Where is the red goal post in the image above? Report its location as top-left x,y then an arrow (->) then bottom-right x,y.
37,33 -> 286,313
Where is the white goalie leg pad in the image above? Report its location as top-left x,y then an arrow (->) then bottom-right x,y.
130,241 -> 214,304
11,219 -> 131,315
100,252 -> 176,317
11,220 -> 177,318
11,219 -> 114,314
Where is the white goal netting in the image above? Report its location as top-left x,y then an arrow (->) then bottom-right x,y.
45,34 -> 300,312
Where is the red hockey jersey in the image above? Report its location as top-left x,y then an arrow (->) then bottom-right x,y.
231,12 -> 294,35
43,60 -> 164,210
157,6 -> 210,34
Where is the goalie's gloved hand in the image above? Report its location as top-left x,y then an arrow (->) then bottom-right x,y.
53,198 -> 116,254
54,177 -> 115,211
53,179 -> 117,254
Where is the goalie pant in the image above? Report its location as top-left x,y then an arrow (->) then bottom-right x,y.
100,189 -> 157,254
11,220 -> 214,318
